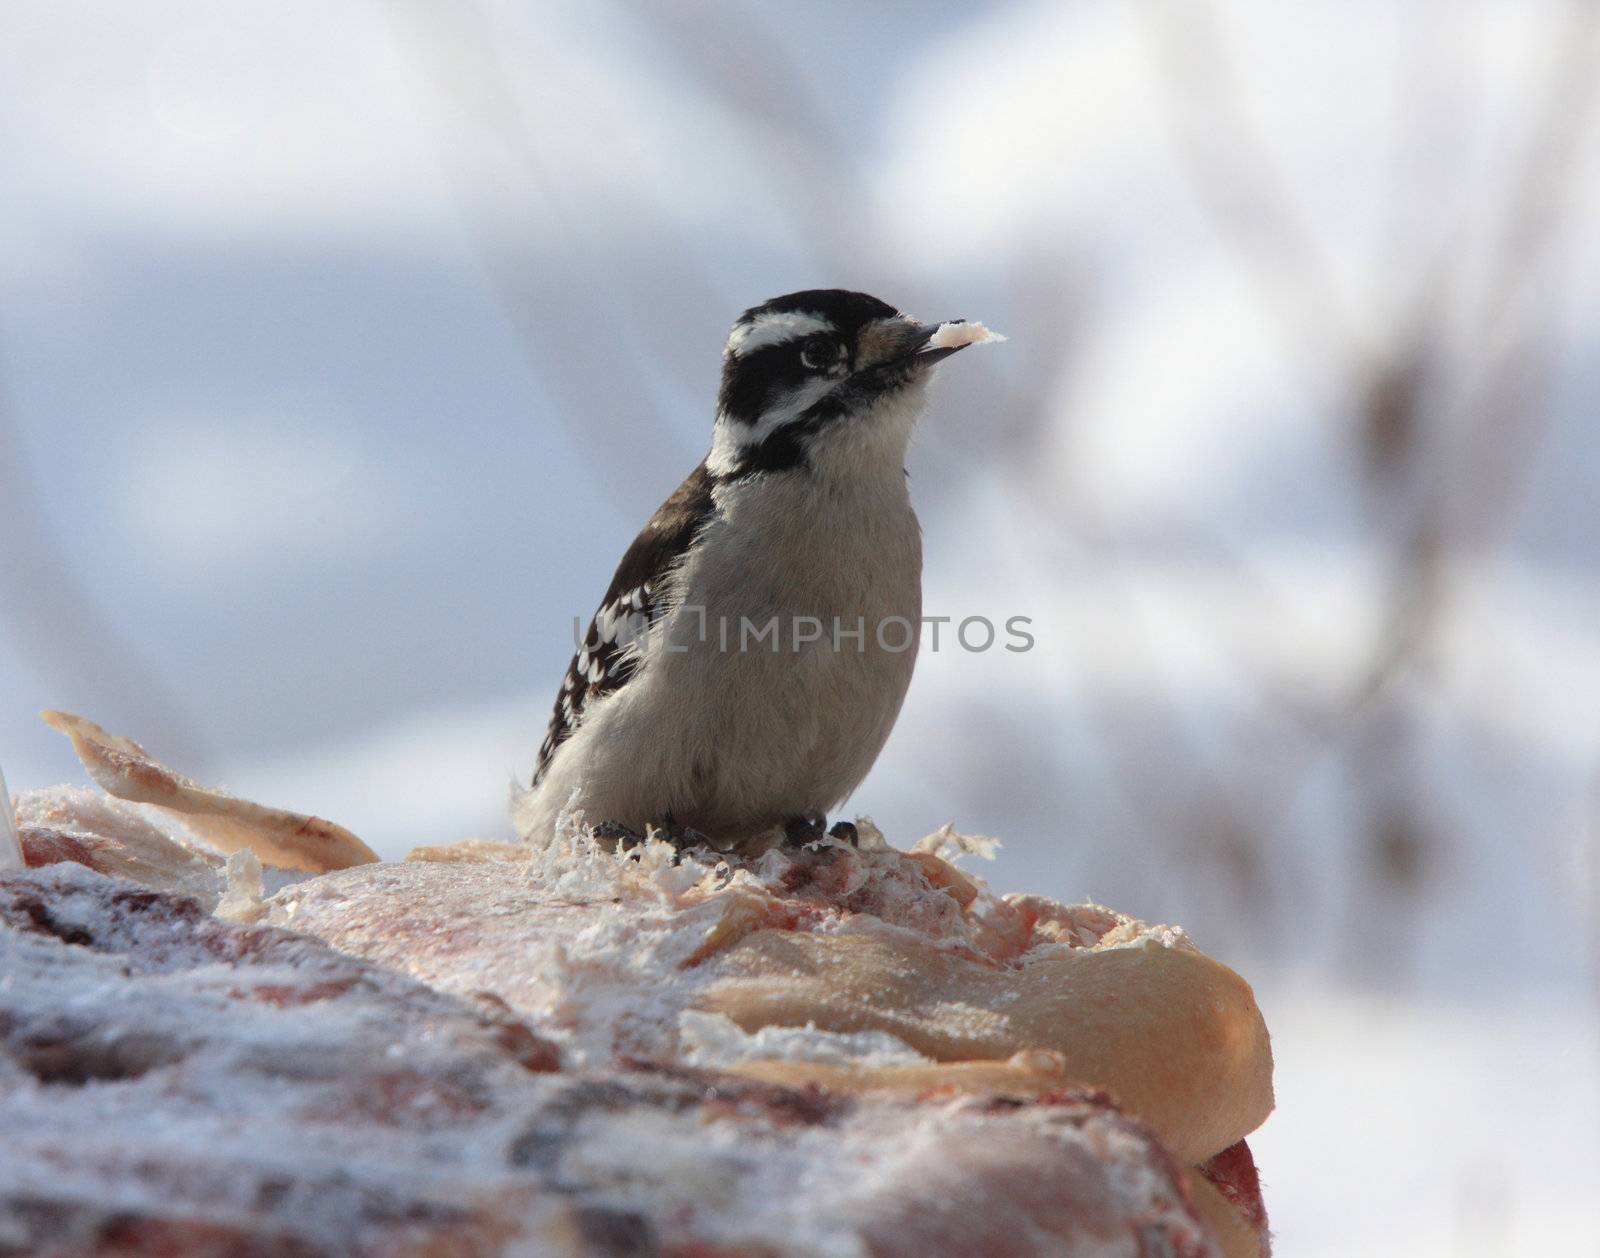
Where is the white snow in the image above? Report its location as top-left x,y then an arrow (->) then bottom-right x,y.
678,1010 -> 932,1070
911,822 -> 1000,862
215,849 -> 266,922
0,764 -> 21,872
1252,986 -> 1600,1258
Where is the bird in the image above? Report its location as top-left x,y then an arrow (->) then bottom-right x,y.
515,289 -> 990,852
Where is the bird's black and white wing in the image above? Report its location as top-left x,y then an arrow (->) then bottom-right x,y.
532,461 -> 717,784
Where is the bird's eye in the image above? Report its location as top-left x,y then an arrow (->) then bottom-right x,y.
800,336 -> 838,370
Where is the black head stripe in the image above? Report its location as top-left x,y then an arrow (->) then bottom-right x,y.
739,289 -> 898,328
715,377 -> 884,480
717,342 -> 816,426
720,427 -> 807,478
721,290 -> 902,428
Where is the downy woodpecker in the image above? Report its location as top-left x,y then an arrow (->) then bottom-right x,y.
517,290 -> 994,850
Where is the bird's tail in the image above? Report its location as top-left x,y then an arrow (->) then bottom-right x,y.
0,762 -> 23,871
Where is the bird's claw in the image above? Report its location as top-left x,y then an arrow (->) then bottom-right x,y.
783,815 -> 859,849
783,814 -> 827,845
592,820 -> 648,853
656,823 -> 712,854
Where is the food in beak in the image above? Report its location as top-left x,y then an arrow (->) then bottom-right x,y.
928,320 -> 1007,350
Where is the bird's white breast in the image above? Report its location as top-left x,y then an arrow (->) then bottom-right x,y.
642,460 -> 923,835
519,381 -> 931,843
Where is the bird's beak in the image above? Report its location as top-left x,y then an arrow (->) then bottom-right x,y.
862,320 -> 968,371
854,316 -> 972,381
906,321 -> 969,366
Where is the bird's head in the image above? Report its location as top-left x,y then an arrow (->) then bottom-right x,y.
708,289 -> 971,479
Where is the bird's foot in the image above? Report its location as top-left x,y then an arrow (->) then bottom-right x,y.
783,814 -> 827,846
591,820 -> 647,853
590,819 -> 712,864
782,815 -> 858,848
654,823 -> 713,853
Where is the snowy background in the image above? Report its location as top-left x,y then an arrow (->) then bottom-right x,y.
1,1 -> 1597,1251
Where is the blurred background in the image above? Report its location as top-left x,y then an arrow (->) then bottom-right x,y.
1,1 -> 1596,1251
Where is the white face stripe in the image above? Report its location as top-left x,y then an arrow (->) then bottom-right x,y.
706,425 -> 743,477
707,373 -> 838,475
726,311 -> 833,357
